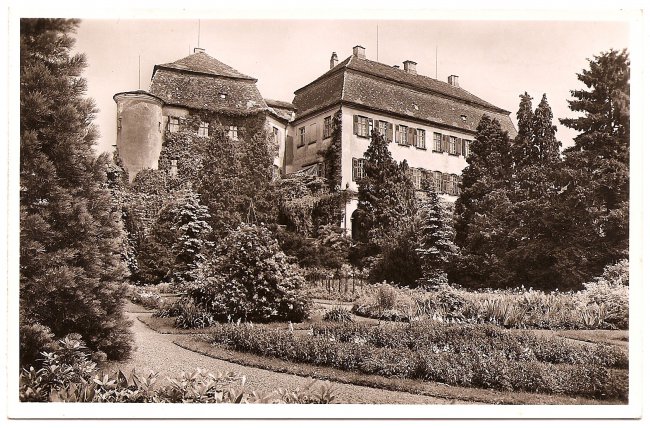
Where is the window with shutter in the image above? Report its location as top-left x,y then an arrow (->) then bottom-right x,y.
323,116 -> 332,139
433,171 -> 442,193
416,129 -> 426,149
352,158 -> 366,182
398,125 -> 408,145
448,137 -> 456,155
298,127 -> 306,146
309,123 -> 317,144
433,133 -> 442,152
442,173 -> 450,194
450,174 -> 460,195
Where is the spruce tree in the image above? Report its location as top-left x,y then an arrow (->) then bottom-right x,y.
505,94 -> 562,289
550,49 -> 630,288
452,115 -> 514,289
20,19 -> 132,362
355,131 -> 416,247
416,187 -> 456,289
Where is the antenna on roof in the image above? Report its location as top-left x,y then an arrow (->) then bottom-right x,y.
376,24 -> 379,61
435,45 -> 438,79
198,19 -> 201,48
138,55 -> 141,90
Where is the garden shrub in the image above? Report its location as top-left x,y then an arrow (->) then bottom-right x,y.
323,306 -> 353,323
188,224 -> 310,323
19,322 -> 57,369
580,259 -> 629,329
173,299 -> 216,329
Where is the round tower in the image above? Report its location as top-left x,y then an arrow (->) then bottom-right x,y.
113,91 -> 165,181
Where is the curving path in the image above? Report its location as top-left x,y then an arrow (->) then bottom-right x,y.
104,310 -> 458,404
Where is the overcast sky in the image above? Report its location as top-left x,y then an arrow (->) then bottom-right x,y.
71,15 -> 631,155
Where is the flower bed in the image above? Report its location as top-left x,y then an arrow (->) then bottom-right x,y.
352,282 -> 629,330
210,321 -> 627,400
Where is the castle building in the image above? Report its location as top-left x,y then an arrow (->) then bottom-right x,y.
114,47 -> 293,181
114,45 -> 516,236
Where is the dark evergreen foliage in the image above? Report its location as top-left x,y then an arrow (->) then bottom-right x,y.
452,115 -> 514,288
416,188 -> 456,289
552,49 -> 629,288
188,224 -> 310,323
20,18 -> 133,363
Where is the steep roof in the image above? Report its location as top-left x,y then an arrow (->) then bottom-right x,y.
265,98 -> 296,122
149,52 -> 267,114
293,55 -> 517,136
152,51 -> 256,80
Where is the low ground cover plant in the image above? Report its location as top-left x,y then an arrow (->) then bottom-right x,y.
210,321 -> 627,400
20,335 -> 335,403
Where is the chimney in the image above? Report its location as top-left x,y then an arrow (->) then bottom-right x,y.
194,47 -> 205,54
448,75 -> 459,87
403,60 -> 417,75
352,45 -> 366,59
330,52 -> 339,69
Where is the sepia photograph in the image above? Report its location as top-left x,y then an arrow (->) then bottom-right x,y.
4,0 -> 646,422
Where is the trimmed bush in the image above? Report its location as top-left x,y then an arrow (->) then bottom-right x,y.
189,224 -> 310,323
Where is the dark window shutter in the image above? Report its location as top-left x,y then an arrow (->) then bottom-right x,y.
387,123 -> 393,141
353,115 -> 359,135
455,138 -> 461,155
374,119 -> 379,133
367,118 -> 373,135
408,128 -> 415,146
462,139 -> 467,156
442,135 -> 448,152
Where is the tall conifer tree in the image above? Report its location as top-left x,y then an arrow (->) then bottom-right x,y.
20,19 -> 132,362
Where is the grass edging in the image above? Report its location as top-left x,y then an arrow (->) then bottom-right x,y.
172,335 -> 618,405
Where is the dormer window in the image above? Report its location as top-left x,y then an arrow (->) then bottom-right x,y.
460,115 -> 467,122
219,93 -> 227,100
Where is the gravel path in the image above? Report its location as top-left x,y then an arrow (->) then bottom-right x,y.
105,310 -> 456,404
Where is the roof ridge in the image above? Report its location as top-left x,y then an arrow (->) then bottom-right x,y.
154,51 -> 256,81
347,56 -> 508,113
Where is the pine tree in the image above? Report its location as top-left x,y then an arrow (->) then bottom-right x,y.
20,19 -> 132,362
416,187 -> 456,289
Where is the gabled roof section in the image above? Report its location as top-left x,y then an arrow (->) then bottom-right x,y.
149,51 -> 267,114
293,54 -> 516,136
265,99 -> 296,122
153,51 -> 256,81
